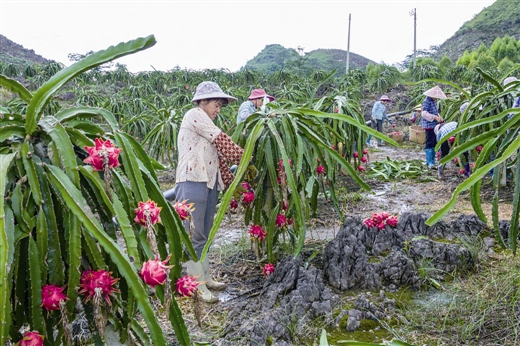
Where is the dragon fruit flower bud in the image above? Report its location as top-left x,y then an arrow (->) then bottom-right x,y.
140,255 -> 173,288
41,284 -> 68,311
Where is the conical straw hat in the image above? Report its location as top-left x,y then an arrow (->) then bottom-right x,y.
423,86 -> 447,100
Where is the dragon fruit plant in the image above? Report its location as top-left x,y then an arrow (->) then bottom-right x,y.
0,36 -> 194,346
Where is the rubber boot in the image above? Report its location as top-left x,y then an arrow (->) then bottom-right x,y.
437,165 -> 444,180
202,257 -> 226,291
425,148 -> 436,168
185,260 -> 219,303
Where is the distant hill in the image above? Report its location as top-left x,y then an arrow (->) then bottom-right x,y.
435,0 -> 520,61
0,34 -> 53,66
243,44 -> 375,75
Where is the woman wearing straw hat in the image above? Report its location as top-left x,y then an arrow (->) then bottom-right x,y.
421,85 -> 446,168
366,95 -> 393,146
237,88 -> 275,124
175,81 -> 245,303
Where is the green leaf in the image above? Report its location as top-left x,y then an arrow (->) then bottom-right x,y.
509,153 -> 520,254
21,141 -> 43,206
115,133 -> 148,203
28,236 -> 44,333
0,153 -> 16,345
44,163 -> 168,346
0,75 -> 32,104
55,106 -> 119,132
25,35 -> 156,135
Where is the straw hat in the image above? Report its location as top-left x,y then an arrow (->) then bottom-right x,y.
503,76 -> 518,86
191,81 -> 237,103
380,95 -> 392,102
423,86 -> 447,100
248,89 -> 275,101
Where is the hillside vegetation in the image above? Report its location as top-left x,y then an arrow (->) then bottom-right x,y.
435,0 -> 520,61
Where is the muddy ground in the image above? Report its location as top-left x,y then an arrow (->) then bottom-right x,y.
156,124 -> 515,345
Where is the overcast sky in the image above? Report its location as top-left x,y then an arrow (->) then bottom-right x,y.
1,0 -> 496,73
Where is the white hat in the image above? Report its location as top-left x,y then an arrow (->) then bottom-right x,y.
191,81 -> 237,103
423,86 -> 447,100
503,76 -> 518,86
460,102 -> 469,113
434,124 -> 441,136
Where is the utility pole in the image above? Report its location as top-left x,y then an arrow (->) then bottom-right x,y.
346,13 -> 351,74
410,8 -> 417,68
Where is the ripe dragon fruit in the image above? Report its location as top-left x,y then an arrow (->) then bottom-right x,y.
248,224 -> 267,241
230,199 -> 239,209
242,191 -> 255,205
353,152 -> 359,158
361,157 -> 367,163
376,222 -> 386,230
173,200 -> 195,221
18,331 -> 44,346
134,199 -> 162,226
41,284 -> 68,311
275,214 -> 288,228
459,168 -> 466,175
139,255 -> 173,288
358,165 -> 365,171
448,136 -> 456,144
362,218 -> 375,228
379,212 -> 389,220
316,165 -> 325,175
363,149 -> 368,155
241,181 -> 251,191
79,269 -> 120,305
476,145 -> 483,153
263,263 -> 275,277
83,138 -> 122,171
371,213 -> 382,224
386,215 -> 398,227
175,275 -> 200,297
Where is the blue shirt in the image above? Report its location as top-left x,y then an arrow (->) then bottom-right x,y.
509,97 -> 520,120
237,100 -> 256,124
436,121 -> 458,142
371,101 -> 390,122
421,96 -> 439,130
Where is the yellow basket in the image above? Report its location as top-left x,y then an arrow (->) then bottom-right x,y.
409,125 -> 426,144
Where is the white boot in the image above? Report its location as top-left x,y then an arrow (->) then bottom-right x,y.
185,260 -> 219,303
202,257 -> 226,291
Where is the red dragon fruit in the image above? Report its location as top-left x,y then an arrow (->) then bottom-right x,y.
275,214 -> 288,228
358,165 -> 365,171
175,275 -> 200,297
459,168 -> 466,175
243,191 -> 255,205
376,222 -> 386,230
454,157 -> 459,164
362,218 -> 375,228
363,149 -> 368,155
134,199 -> 162,226
282,200 -> 289,211
361,156 -> 367,163
353,152 -> 359,158
263,263 -> 275,277
18,331 -> 44,346
230,199 -> 239,209
139,255 -> 173,287
372,213 -> 382,224
83,138 -> 122,171
379,212 -> 389,220
476,145 -> 483,153
41,284 -> 68,311
316,165 -> 325,175
386,215 -> 398,227
173,200 -> 195,221
248,224 -> 267,241
448,136 -> 456,144
241,181 -> 251,191
79,269 -> 120,305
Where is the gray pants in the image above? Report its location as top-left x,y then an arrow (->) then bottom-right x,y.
174,180 -> 219,258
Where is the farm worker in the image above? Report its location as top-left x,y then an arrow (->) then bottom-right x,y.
434,120 -> 470,179
366,95 -> 392,146
237,88 -> 275,124
410,104 -> 422,123
503,76 -> 520,120
421,85 -> 446,168
174,81 -> 246,303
